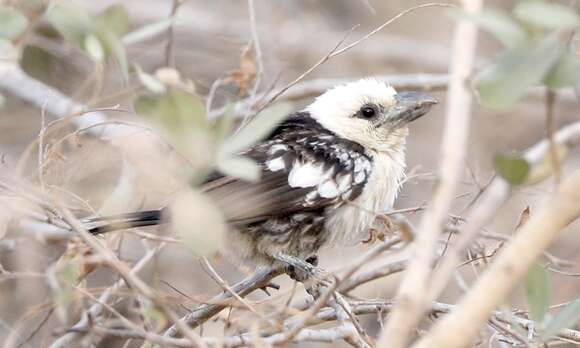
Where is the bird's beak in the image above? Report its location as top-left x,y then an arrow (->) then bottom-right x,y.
386,91 -> 438,127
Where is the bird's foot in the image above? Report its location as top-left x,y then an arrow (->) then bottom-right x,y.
273,253 -> 332,286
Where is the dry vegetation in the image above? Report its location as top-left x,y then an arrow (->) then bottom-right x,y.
1,1 -> 580,347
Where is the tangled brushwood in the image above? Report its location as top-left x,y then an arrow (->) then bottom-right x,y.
1,1 -> 580,348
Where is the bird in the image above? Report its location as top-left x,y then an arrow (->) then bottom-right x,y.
85,78 -> 437,277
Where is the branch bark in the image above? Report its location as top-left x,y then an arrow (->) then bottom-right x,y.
163,267 -> 284,337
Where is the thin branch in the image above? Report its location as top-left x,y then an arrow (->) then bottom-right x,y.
165,0 -> 183,68
49,242 -> 167,348
546,89 -> 561,184
252,3 -> 453,115
247,0 -> 264,97
163,267 -> 284,337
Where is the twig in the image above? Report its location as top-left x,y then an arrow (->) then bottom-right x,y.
253,3 -> 453,115
414,169 -> 580,348
546,89 -> 561,184
247,0 -> 264,98
377,1 -> 481,347
165,0 -> 183,68
49,243 -> 167,348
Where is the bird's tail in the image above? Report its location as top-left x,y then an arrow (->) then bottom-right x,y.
85,209 -> 166,235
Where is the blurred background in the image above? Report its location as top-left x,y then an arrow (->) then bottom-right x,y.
0,0 -> 579,347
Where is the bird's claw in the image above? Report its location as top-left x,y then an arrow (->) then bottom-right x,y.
259,281 -> 281,296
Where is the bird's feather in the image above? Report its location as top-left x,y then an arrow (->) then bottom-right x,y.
203,112 -> 373,226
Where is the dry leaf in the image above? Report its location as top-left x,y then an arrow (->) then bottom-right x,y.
224,43 -> 257,96
515,206 -> 530,231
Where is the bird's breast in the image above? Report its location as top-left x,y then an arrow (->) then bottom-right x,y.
324,150 -> 406,246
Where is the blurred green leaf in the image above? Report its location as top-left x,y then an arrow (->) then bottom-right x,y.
542,297 -> 580,340
21,45 -> 55,82
122,18 -> 175,46
135,65 -> 166,94
83,34 -> 104,62
544,53 -> 580,89
134,90 -> 207,137
451,8 -> 527,48
220,102 -> 292,157
47,0 -> 91,46
213,102 -> 236,143
95,28 -> 128,80
526,263 -> 551,324
476,35 -> 563,109
0,39 -> 16,60
494,153 -> 530,185
51,259 -> 78,324
142,302 -> 167,331
0,6 -> 28,40
514,2 -> 580,30
170,190 -> 227,257
93,4 -> 129,37
217,156 -> 261,182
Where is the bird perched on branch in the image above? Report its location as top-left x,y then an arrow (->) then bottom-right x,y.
86,79 -> 437,277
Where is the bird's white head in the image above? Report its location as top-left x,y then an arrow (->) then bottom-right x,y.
306,78 -> 437,154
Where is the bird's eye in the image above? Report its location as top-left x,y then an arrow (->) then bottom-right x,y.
360,106 -> 376,118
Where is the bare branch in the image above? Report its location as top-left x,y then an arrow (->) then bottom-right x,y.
163,267 -> 284,337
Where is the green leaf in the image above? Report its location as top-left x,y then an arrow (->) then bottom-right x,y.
142,302 -> 167,331
122,18 -> 175,46
47,0 -> 91,46
170,190 -> 227,257
213,102 -> 236,143
451,8 -> 527,49
526,263 -> 551,324
135,65 -> 166,94
0,6 -> 28,40
51,259 -> 78,324
514,2 -> 580,30
494,153 -> 530,185
95,28 -> 128,80
83,34 -> 104,62
542,297 -> 580,340
217,156 -> 261,182
93,4 -> 129,37
544,53 -> 580,89
134,90 -> 207,137
220,102 -> 292,157
476,35 -> 563,110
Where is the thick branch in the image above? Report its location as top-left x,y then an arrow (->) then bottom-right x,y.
377,1 -> 481,347
163,267 -> 284,337
0,62 -> 129,138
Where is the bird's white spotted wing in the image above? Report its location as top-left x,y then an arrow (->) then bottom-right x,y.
202,113 -> 373,227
